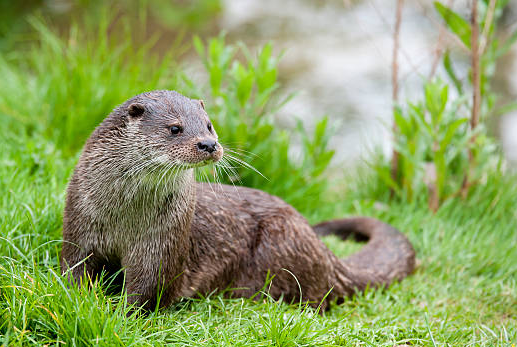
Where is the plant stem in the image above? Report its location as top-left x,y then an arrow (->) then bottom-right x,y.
479,0 -> 497,54
429,0 -> 455,78
390,0 -> 404,193
461,0 -> 481,197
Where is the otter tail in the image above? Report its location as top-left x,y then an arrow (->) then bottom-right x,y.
313,217 -> 415,292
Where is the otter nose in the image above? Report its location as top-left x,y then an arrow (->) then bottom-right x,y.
197,140 -> 217,153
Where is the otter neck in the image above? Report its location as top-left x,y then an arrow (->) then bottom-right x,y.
120,168 -> 197,220
83,161 -> 197,230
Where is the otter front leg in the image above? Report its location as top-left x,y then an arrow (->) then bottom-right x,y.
122,242 -> 186,310
60,241 -> 100,286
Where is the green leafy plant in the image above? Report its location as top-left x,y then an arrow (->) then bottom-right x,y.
379,0 -> 517,210
189,36 -> 335,215
435,0 -> 517,112
378,79 -> 496,206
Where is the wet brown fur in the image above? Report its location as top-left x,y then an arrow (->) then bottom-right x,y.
61,90 -> 415,310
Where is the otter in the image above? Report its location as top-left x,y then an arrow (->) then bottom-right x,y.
61,90 -> 415,310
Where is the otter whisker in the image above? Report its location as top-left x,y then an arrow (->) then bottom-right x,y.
216,161 -> 241,187
151,168 -> 166,202
163,162 -> 182,195
215,160 -> 234,182
136,163 -> 159,203
211,163 -> 227,193
115,153 -> 159,195
171,162 -> 188,193
219,141 -> 259,154
212,165 -> 234,199
151,162 -> 173,203
212,165 -> 224,193
217,157 -> 241,170
213,164 -> 225,188
215,160 -> 241,199
120,152 -> 158,178
219,142 -> 263,170
223,147 -> 261,161
128,160 -> 164,202
219,141 -> 260,155
201,169 -> 218,198
205,165 -> 223,188
127,158 -> 160,183
224,154 -> 268,181
171,163 -> 180,193
218,157 -> 241,180
156,161 -> 184,202
162,163 -> 178,193
116,160 -> 157,203
121,158 -> 151,179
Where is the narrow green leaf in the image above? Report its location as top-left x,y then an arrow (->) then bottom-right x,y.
496,28 -> 517,58
439,117 -> 468,152
434,2 -> 472,49
192,36 -> 205,61
394,108 -> 410,136
494,101 -> 517,117
443,50 -> 463,94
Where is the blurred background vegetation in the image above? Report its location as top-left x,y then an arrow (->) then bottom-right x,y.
0,0 -> 341,215
1,0 -> 516,212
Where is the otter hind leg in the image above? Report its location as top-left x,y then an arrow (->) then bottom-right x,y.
233,218 -> 334,309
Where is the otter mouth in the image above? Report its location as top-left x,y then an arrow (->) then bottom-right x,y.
185,145 -> 223,168
182,149 -> 223,168
151,144 -> 223,170
181,158 -> 218,168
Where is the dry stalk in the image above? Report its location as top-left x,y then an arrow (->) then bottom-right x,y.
480,0 -> 497,54
461,0 -> 481,198
390,0 -> 404,193
429,0 -> 455,78
428,0 -> 455,211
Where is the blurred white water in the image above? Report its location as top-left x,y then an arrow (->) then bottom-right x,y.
220,0 -> 517,165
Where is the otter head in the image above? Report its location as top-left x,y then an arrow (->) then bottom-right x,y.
121,90 -> 223,169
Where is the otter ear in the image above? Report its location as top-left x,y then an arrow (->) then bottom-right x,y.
128,103 -> 145,117
199,100 -> 205,110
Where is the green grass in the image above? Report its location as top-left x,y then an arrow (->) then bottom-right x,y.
1,12 -> 517,347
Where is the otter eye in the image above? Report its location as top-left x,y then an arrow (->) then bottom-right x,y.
207,123 -> 212,132
169,125 -> 183,135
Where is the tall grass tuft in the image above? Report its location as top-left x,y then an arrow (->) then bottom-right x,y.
0,13 -> 183,154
